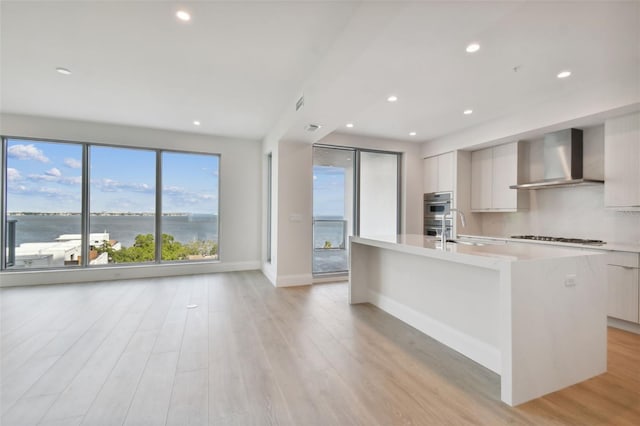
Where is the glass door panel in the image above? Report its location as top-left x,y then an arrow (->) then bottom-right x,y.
312,147 -> 354,274
358,151 -> 399,238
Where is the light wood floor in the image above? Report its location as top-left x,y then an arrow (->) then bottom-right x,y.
1,271 -> 639,426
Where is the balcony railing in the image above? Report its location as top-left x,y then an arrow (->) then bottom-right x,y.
7,219 -> 16,267
313,218 -> 349,274
313,219 -> 347,250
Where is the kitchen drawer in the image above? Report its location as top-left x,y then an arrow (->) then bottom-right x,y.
607,264 -> 639,323
606,252 -> 640,268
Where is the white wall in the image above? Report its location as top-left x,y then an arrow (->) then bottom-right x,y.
478,125 -> 640,245
268,132 -> 423,287
0,113 -> 262,286
275,140 -> 314,286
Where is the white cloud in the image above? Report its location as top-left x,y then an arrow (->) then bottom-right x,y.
7,168 -> 21,181
95,178 -> 154,193
27,173 -> 81,185
45,167 -> 62,177
64,158 -> 81,169
162,185 -> 217,205
8,144 -> 50,163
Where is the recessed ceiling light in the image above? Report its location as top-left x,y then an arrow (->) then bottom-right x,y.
409,132 -> 417,136
56,67 -> 71,75
346,123 -> 354,128
176,10 -> 191,21
466,43 -> 480,53
463,109 -> 473,115
557,70 -> 572,79
193,120 -> 201,126
387,95 -> 398,102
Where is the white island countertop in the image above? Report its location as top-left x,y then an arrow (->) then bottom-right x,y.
352,234 -> 604,269
350,234 -> 608,406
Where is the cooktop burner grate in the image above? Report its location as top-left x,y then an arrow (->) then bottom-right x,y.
510,235 -> 606,245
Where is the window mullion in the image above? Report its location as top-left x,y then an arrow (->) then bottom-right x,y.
155,150 -> 162,263
81,144 -> 90,267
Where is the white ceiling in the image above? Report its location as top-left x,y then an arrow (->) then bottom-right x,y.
1,1 -> 639,143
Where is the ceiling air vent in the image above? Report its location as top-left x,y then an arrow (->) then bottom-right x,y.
305,123 -> 322,132
296,95 -> 304,111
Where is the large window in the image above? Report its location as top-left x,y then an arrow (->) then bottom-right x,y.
90,146 -> 156,265
1,137 -> 220,270
4,139 -> 83,269
161,152 -> 219,262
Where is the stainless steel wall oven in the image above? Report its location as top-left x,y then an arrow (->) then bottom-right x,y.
424,192 -> 452,239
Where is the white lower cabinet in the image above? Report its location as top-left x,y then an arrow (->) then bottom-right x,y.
606,252 -> 640,323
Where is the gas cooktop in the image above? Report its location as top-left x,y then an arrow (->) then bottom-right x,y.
510,235 -> 606,245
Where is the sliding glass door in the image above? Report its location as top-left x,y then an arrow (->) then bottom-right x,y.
358,151 -> 400,237
312,146 -> 355,274
312,145 -> 401,276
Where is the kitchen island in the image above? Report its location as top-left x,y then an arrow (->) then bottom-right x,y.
349,234 -> 608,406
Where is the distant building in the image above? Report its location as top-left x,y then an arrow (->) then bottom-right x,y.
13,232 -> 120,268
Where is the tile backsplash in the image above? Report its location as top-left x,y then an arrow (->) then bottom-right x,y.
481,178 -> 640,244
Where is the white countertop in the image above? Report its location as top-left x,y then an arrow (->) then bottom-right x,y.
352,234 -> 604,270
458,234 -> 640,254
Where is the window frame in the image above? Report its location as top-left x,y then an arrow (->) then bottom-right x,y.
1,135 -> 221,271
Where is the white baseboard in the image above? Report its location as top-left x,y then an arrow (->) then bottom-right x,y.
369,290 -> 501,374
608,317 -> 640,335
313,274 -> 348,284
262,262 -> 277,286
276,273 -> 313,287
0,260 -> 261,287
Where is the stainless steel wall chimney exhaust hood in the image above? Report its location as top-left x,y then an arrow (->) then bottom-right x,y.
509,128 -> 604,190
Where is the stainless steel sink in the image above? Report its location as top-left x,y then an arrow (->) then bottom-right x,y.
446,239 -> 486,246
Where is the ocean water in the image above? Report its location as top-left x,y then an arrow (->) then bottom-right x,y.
9,215 -> 346,249
8,215 -> 218,247
313,217 -> 349,249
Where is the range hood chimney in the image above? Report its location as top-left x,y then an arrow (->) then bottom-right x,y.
509,128 -> 604,190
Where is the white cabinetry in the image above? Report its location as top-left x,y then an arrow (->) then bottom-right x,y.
607,252 -> 640,323
471,148 -> 492,210
471,141 -> 527,212
604,112 -> 640,210
423,152 -> 453,193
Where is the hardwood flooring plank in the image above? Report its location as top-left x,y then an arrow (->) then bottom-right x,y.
1,273 -> 638,426
38,416 -> 84,426
39,311 -> 147,422
1,355 -> 61,416
79,331 -> 156,426
166,369 -> 208,426
123,350 -> 180,426
0,394 -> 58,426
22,283 -> 145,399
80,283 -> 176,426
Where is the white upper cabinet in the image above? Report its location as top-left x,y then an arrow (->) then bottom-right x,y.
471,148 -> 492,210
471,141 -> 527,212
604,112 -> 640,210
423,152 -> 454,193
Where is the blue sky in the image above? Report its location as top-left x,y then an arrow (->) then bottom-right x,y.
6,139 -> 219,214
313,165 -> 345,217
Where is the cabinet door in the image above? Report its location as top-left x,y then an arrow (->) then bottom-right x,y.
604,113 -> 640,208
491,142 -> 518,210
437,152 -> 454,192
423,156 -> 439,194
607,264 -> 639,323
471,148 -> 492,211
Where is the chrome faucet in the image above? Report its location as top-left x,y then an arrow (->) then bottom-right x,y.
441,208 -> 466,247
